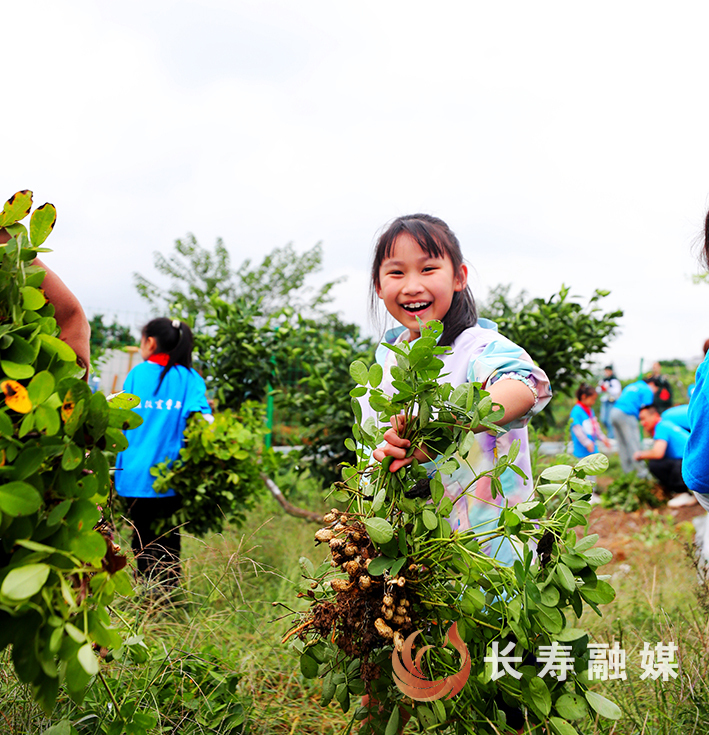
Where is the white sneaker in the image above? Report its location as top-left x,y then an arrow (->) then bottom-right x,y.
668,492 -> 698,508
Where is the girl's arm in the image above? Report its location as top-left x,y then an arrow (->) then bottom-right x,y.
571,424 -> 594,453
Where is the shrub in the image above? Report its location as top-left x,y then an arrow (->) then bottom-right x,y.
151,403 -> 268,536
0,190 -> 140,712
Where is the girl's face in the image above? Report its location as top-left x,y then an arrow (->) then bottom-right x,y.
376,233 -> 467,340
581,392 -> 597,408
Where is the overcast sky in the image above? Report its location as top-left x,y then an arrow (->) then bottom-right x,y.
4,1 -> 709,379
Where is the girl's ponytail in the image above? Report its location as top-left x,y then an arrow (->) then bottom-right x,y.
142,317 -> 194,391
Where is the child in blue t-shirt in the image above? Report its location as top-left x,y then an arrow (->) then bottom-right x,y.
115,318 -> 211,592
570,384 -> 611,458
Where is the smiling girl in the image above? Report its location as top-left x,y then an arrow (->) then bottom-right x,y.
363,214 -> 552,566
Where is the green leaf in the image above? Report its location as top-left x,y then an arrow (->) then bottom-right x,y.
77,642 -> 99,676
106,391 -> 141,409
549,716 -> 579,735
0,190 -> 33,227
555,628 -> 587,642
366,556 -> 393,577
35,404 -> 60,435
555,563 -> 577,594
368,363 -> 383,388
416,705 -> 437,729
584,691 -> 621,720
536,604 -> 563,634
555,693 -> 588,720
385,706 -> 400,735
1,563 -> 51,600
1,360 -> 35,379
27,371 -> 55,405
86,392 -> 109,436
39,334 -> 76,362
579,580 -> 616,605
581,548 -> 613,567
575,453 -> 609,475
526,677 -> 551,716
29,203 -> 57,247
61,443 -> 84,471
372,487 -> 386,512
21,286 -> 46,311
421,509 -> 438,530
40,720 -> 72,735
364,517 -> 394,545
574,534 -> 599,553
459,429 -> 476,458
0,480 -> 43,515
540,585 -> 560,607
11,446 -> 44,480
107,407 -> 143,430
349,361 -> 369,385
300,653 -> 319,679
540,465 -> 573,482
70,531 -> 107,564
0,411 -> 13,437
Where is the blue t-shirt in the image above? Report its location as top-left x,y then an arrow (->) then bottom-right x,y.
683,355 -> 709,493
115,361 -> 211,498
570,403 -> 598,458
653,419 -> 689,460
614,380 -> 654,418
661,404 -> 690,432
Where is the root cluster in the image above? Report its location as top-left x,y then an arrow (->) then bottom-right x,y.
291,509 -> 418,682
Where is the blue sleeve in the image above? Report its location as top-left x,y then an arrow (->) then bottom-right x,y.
683,357 -> 709,493
184,369 -> 211,416
653,422 -> 671,444
570,404 -> 585,427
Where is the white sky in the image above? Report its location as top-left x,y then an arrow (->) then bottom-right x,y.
4,0 -> 709,379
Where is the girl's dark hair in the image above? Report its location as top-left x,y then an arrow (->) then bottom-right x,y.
370,214 -> 477,347
576,383 -> 596,401
142,318 -> 194,391
703,209 -> 709,270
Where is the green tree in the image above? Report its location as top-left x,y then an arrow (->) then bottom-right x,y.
194,294 -> 374,487
133,233 -> 342,325
89,314 -> 134,352
481,284 -> 623,430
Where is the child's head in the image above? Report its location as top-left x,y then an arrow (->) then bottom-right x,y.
370,214 -> 477,345
140,317 -> 194,390
576,383 -> 597,406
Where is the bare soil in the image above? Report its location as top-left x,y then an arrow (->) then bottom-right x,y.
585,484 -> 705,564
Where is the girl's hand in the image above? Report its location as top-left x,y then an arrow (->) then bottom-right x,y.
372,415 -> 435,472
602,437 -> 612,449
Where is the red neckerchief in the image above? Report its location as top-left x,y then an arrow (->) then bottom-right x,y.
576,401 -> 593,419
148,353 -> 170,366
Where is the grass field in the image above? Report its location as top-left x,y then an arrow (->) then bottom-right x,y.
2,461 -> 709,735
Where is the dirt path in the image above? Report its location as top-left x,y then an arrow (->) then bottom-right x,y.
586,503 -> 705,563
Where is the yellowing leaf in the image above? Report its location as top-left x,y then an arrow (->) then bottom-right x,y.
61,394 -> 75,423
29,203 -> 57,247
0,190 -> 33,228
1,380 -> 32,413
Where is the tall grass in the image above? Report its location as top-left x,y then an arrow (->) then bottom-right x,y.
2,475 -> 709,734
